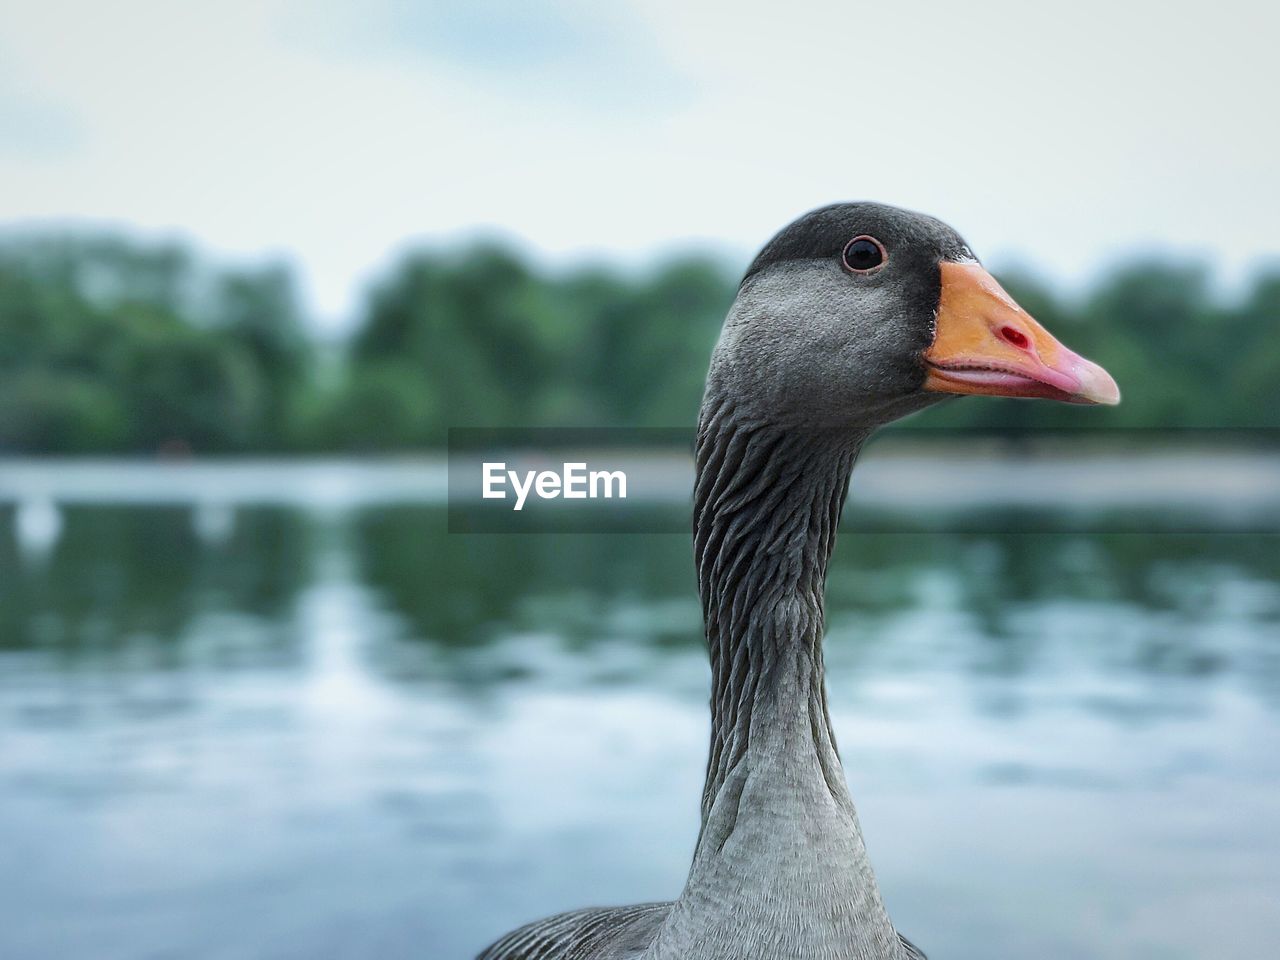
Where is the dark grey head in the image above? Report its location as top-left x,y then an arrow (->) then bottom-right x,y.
706,201 -> 1118,432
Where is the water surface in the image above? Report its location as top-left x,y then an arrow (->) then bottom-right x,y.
1,461 -> 1278,960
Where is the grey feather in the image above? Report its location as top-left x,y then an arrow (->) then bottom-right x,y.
477,904 -> 671,960
477,905 -> 926,960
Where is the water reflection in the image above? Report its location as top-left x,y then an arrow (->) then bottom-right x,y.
0,500 -> 1277,959
353,507 -> 699,650
351,508 -> 1280,706
0,505 -> 309,661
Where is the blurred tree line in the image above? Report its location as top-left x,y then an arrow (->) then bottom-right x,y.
1,232 -> 1276,454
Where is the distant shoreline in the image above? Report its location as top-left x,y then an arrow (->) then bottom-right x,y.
2,447 -> 1279,517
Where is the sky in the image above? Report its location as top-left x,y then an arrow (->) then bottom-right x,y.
1,0 -> 1277,333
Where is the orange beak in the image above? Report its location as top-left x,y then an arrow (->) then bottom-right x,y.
923,261 -> 1120,405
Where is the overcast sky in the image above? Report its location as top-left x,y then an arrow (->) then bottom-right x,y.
1,0 -> 1276,332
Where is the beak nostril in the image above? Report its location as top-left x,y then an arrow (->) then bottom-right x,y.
999,325 -> 1030,351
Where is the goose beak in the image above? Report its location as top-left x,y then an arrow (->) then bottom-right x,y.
923,261 -> 1120,405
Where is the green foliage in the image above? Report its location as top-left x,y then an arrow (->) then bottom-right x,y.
0,235 -> 308,454
317,361 -> 440,451
0,371 -> 127,452
352,245 -> 558,435
0,230 -> 1276,454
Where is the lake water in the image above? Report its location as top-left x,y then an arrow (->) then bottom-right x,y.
1,458 -> 1278,960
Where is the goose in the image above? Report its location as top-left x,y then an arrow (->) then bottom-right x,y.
477,202 -> 1120,960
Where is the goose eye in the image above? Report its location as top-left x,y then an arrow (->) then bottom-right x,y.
842,236 -> 886,273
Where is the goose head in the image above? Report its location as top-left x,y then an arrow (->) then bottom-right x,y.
708,201 -> 1120,431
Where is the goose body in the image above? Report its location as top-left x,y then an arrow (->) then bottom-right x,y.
478,203 -> 1118,960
